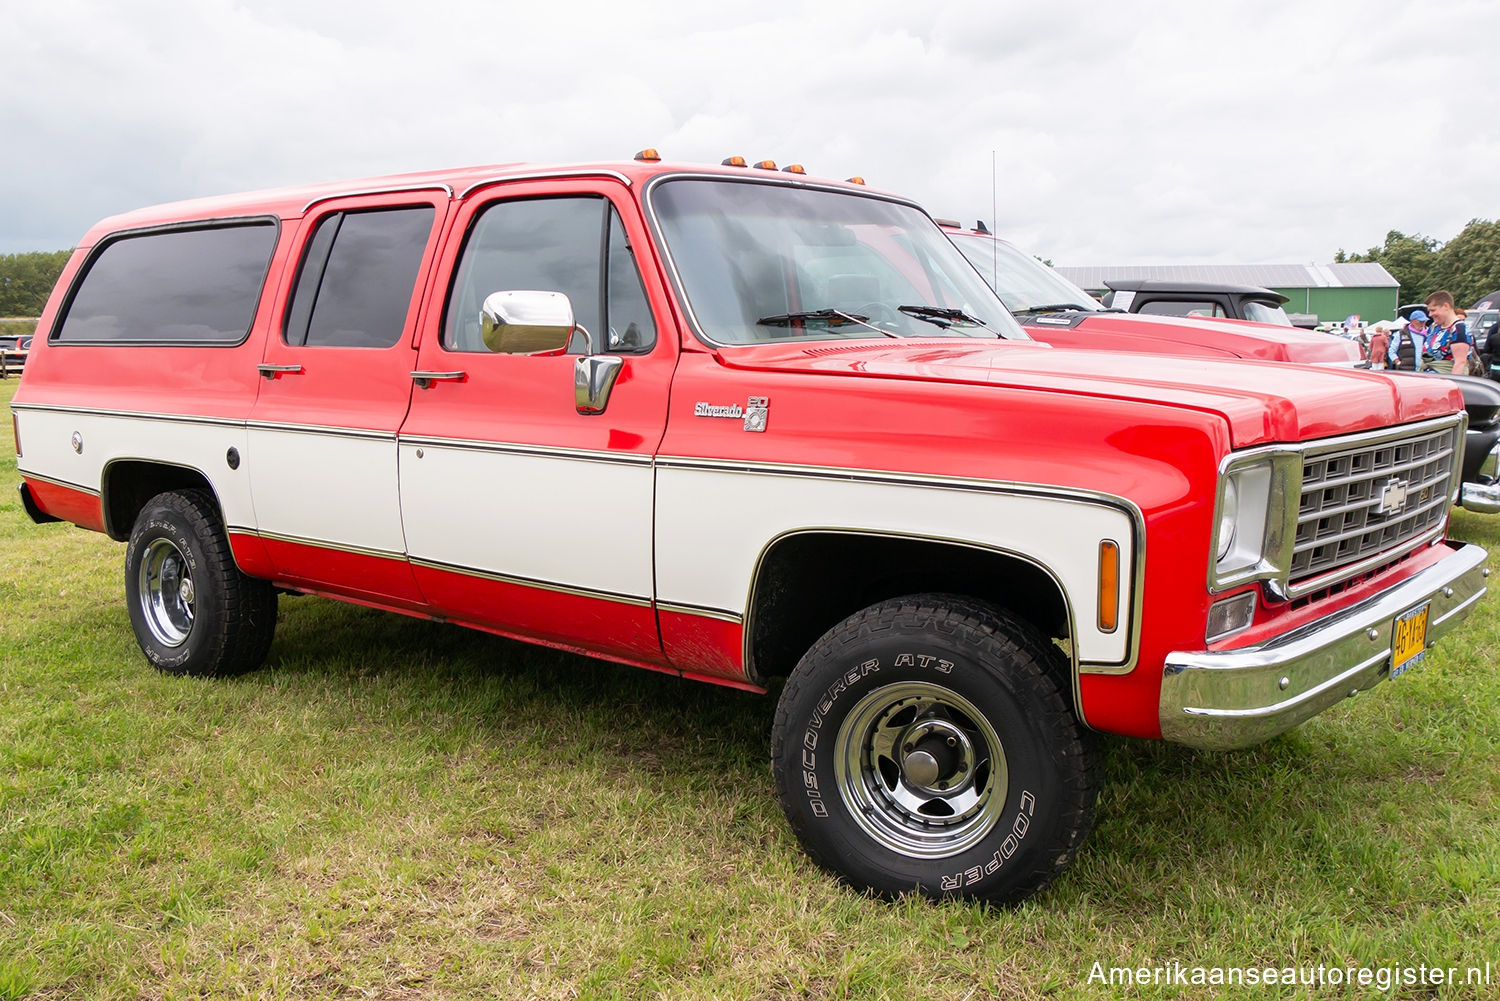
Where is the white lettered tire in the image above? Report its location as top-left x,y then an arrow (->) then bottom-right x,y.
771,595 -> 1098,903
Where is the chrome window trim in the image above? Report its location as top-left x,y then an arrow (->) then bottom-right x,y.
459,169 -> 632,199
301,184 -> 454,213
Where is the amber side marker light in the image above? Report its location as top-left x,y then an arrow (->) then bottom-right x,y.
633,148 -> 661,162
1097,540 -> 1120,633
722,155 -> 748,167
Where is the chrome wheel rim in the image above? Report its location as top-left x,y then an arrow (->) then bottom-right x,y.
834,681 -> 1008,859
138,538 -> 195,647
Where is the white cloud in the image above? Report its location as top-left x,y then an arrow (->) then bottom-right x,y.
2,0 -> 1496,266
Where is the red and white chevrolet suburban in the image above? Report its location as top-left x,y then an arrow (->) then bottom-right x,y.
11,156 -> 1489,903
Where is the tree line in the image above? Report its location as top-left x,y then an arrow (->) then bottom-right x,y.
0,250 -> 72,317
1336,218 -> 1500,308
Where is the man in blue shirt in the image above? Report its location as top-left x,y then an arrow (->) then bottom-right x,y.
1388,311 -> 1428,370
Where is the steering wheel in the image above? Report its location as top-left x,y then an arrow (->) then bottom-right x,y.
853,302 -> 902,328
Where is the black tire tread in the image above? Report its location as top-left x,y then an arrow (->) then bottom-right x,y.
771,593 -> 1099,903
127,489 -> 276,677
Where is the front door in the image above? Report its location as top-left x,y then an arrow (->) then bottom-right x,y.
397,178 -> 677,665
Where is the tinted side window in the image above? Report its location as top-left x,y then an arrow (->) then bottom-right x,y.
1138,299 -> 1224,318
285,206 -> 435,349
444,198 -> 655,354
55,222 -> 277,344
445,197 -> 604,353
604,208 -> 656,352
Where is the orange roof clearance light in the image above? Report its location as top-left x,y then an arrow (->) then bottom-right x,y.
633,148 -> 661,162
846,176 -> 866,185
722,155 -> 748,167
753,159 -> 777,170
781,164 -> 806,174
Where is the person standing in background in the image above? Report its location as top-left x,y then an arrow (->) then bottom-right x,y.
1367,322 -> 1390,369
1389,311 -> 1428,370
1424,291 -> 1471,374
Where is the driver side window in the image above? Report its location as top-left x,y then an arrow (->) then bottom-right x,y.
443,196 -> 656,354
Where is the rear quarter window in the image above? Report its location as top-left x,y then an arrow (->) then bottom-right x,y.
53,220 -> 279,345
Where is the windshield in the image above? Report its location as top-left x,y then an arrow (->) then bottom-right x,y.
948,232 -> 1099,313
650,179 -> 1027,345
1243,300 -> 1292,326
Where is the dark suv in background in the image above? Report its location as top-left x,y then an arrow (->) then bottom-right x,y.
1099,279 -> 1295,326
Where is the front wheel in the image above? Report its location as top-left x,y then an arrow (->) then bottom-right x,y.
771,595 -> 1098,903
124,489 -> 276,677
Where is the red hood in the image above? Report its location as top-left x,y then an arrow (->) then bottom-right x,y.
714,339 -> 1459,449
1028,312 -> 1361,364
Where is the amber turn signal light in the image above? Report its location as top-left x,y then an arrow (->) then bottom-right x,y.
1098,540 -> 1120,633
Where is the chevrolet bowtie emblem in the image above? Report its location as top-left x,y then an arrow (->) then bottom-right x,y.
1377,477 -> 1410,517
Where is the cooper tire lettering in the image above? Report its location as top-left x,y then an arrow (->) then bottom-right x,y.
770,594 -> 1099,903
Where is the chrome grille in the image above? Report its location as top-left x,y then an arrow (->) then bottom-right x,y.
1290,423 -> 1460,584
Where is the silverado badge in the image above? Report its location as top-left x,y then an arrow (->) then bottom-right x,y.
694,396 -> 770,433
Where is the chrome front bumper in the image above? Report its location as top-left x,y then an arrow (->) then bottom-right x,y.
1461,481 -> 1500,514
1160,542 -> 1489,749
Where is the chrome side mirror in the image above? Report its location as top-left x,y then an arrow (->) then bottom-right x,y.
480,290 -> 575,354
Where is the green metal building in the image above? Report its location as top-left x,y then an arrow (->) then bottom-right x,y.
1055,262 -> 1399,325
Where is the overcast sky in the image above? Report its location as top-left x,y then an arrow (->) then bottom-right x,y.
3,0 -> 1496,266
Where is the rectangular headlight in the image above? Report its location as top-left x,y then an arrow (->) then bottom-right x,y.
1209,450 -> 1300,592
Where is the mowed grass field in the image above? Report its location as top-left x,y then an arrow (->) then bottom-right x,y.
1,375 -> 1497,1000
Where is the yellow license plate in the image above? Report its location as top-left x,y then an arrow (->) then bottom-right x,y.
1391,603 -> 1431,679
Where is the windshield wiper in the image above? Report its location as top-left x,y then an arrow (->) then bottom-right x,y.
755,308 -> 901,338
1017,303 -> 1090,314
897,305 -> 1000,336
756,308 -> 869,327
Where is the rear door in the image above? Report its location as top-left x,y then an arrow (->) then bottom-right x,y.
247,190 -> 450,606
397,177 -> 677,664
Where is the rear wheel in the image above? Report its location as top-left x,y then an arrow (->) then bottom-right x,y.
771,594 -> 1098,903
124,489 -> 276,677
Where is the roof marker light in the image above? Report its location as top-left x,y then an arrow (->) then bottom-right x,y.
722,156 -> 748,167
633,148 -> 661,162
934,217 -> 962,229
753,159 -> 777,170
846,176 -> 866,185
781,164 -> 806,174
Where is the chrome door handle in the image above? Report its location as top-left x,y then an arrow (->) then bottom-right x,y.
411,370 -> 466,389
257,364 -> 303,380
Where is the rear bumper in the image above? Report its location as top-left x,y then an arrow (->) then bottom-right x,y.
1160,542 -> 1489,749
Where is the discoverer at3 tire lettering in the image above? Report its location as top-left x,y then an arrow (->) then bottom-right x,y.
771,595 -> 1098,903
